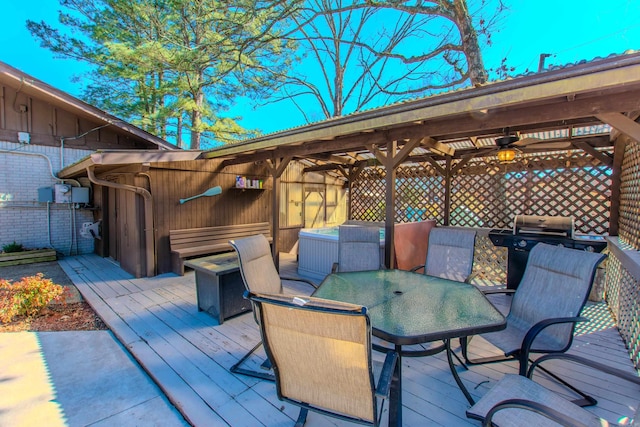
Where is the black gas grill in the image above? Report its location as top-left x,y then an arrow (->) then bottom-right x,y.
489,215 -> 607,289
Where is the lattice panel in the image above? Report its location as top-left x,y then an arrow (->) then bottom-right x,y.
351,164 -> 446,223
605,253 -> 640,369
350,167 -> 387,221
453,151 -> 611,233
450,160 -> 516,228
470,234 -> 507,287
395,165 -> 445,224
619,139 -> 640,249
351,151 -> 610,232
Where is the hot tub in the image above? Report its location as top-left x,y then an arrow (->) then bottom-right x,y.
297,226 -> 385,281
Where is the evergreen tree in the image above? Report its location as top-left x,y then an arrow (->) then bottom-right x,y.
28,0 -> 299,148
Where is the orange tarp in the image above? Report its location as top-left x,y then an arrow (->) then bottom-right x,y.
393,220 -> 436,271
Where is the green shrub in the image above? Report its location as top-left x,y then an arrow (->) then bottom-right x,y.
0,274 -> 65,323
2,241 -> 25,253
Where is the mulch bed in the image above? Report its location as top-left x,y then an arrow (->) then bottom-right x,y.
0,260 -> 108,332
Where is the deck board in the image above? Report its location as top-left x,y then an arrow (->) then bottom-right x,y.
58,253 -> 639,427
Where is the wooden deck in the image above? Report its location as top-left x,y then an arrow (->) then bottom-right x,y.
58,254 -> 640,427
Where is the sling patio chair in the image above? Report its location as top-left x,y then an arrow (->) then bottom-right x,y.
461,242 -> 606,406
466,353 -> 640,426
229,234 -> 317,381
399,226 -> 477,359
332,224 -> 383,273
247,291 -> 398,427
411,226 -> 477,283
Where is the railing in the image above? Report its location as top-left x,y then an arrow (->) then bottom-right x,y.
610,137 -> 640,370
605,242 -> 640,369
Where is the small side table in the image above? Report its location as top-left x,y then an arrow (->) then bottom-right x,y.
184,252 -> 251,324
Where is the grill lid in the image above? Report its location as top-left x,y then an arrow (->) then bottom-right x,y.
513,215 -> 574,238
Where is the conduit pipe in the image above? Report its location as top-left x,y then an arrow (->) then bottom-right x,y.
0,149 -> 81,187
86,166 -> 156,277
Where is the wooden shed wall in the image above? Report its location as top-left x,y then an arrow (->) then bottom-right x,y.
90,158 -> 348,276
146,159 -> 272,274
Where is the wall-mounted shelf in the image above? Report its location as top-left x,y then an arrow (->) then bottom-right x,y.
235,176 -> 265,190
232,186 -> 265,191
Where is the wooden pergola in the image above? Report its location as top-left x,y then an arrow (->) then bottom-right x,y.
203,52 -> 640,268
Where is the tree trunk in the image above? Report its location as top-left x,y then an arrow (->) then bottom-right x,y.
452,0 -> 487,85
191,88 -> 204,150
190,111 -> 201,150
177,115 -> 183,149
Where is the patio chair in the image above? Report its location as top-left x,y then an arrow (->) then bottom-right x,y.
332,225 -> 383,273
461,242 -> 606,405
229,234 -> 317,381
411,226 -> 477,283
466,353 -> 640,426
247,291 -> 398,427
391,227 -> 477,359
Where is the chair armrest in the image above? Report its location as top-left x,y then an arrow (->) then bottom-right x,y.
375,351 -> 398,399
464,272 -> 478,284
521,316 -> 588,355
483,398 -> 591,427
481,287 -> 516,296
279,276 -> 318,289
528,353 -> 640,385
409,264 -> 425,273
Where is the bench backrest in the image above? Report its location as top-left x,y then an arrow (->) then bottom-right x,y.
169,222 -> 271,251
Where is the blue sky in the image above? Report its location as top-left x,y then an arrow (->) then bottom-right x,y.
2,1 -> 639,135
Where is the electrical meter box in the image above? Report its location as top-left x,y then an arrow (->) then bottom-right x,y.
72,187 -> 90,204
54,184 -> 72,203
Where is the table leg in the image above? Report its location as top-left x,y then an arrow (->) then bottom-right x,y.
445,339 -> 475,405
388,345 -> 402,426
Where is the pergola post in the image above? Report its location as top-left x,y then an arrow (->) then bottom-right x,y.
609,136 -> 626,236
384,140 -> 397,268
368,138 -> 421,268
266,156 -> 292,270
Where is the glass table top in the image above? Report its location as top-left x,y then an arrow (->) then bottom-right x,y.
313,270 -> 506,345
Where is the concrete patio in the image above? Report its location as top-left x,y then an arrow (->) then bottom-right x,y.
0,330 -> 187,426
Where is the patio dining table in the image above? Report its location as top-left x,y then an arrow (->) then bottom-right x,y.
313,269 -> 506,426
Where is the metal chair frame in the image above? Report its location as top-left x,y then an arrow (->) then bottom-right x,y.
467,353 -> 640,426
461,243 -> 606,406
229,235 -> 317,381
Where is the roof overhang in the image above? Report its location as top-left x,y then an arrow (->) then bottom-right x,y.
58,150 -> 203,178
0,61 -> 177,150
202,52 -> 640,167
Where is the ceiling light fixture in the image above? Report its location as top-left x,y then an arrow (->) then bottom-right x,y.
497,148 -> 516,163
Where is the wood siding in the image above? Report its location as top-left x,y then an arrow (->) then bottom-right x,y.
0,84 -> 159,150
101,160 -> 272,275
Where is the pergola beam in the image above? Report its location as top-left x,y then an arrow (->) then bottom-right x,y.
217,90 -> 638,169
420,137 -> 455,156
392,90 -> 640,143
306,153 -> 356,165
596,112 -> 640,142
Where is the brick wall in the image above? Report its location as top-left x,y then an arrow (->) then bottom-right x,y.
0,141 -> 95,256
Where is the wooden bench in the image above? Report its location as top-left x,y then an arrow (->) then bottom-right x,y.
170,222 -> 271,275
